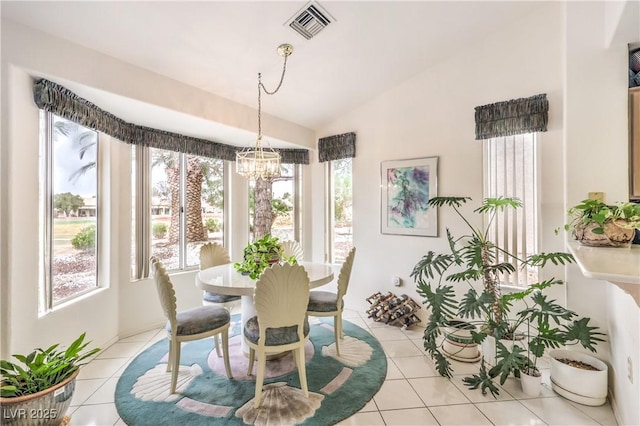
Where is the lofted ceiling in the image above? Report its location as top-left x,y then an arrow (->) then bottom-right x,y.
2,1 -> 544,146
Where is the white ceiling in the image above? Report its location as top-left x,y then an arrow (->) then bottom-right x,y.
2,1 -> 544,145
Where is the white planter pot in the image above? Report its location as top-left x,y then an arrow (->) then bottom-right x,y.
549,349 -> 608,406
481,335 -> 496,366
442,320 -> 480,362
520,370 -> 542,397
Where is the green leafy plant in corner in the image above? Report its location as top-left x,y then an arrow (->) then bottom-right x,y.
411,197 -> 604,397
234,234 -> 297,279
0,333 -> 100,398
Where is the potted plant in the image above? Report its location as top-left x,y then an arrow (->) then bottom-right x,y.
562,199 -> 640,247
234,234 -> 297,279
548,349 -> 608,406
464,281 -> 605,397
0,333 -> 100,425
411,197 -> 604,397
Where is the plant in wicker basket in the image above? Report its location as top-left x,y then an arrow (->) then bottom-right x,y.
562,199 -> 640,247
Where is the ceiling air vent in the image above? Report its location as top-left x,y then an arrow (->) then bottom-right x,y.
286,1 -> 333,40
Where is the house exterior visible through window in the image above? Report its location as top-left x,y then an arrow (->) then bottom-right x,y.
42,111 -> 99,308
484,133 -> 538,287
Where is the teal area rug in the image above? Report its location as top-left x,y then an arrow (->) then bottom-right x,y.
115,316 -> 387,425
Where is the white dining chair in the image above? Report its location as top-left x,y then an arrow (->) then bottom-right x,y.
280,239 -> 304,262
306,247 -> 356,356
200,242 -> 240,356
244,262 -> 310,408
151,256 -> 233,393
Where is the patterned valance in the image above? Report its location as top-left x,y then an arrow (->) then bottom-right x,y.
474,94 -> 548,140
32,78 -> 309,163
278,149 -> 309,164
318,132 -> 356,163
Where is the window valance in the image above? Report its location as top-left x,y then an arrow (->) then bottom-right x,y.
32,78 -> 309,164
474,94 -> 548,140
318,132 -> 356,163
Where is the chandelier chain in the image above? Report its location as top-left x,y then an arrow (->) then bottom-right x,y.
236,44 -> 292,180
257,54 -> 289,139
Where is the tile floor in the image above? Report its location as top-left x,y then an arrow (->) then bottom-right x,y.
66,309 -> 618,425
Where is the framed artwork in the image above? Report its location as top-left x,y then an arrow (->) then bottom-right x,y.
381,156 -> 438,237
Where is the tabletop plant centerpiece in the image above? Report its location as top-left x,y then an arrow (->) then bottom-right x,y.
411,196 -> 604,397
0,332 -> 100,426
563,198 -> 640,247
234,234 -> 297,279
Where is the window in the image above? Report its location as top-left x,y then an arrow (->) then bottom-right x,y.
249,164 -> 301,242
327,157 -> 353,263
132,148 -> 224,277
484,133 -> 538,287
42,112 -> 99,307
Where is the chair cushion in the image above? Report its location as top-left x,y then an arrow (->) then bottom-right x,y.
166,305 -> 230,336
307,291 -> 340,312
203,291 -> 241,303
243,316 -> 310,346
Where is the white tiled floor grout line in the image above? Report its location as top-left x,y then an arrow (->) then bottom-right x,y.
67,310 -> 618,426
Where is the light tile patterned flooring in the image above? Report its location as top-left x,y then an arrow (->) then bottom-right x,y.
66,309 -> 618,425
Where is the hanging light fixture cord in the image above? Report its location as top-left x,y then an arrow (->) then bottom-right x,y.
236,44 -> 293,180
257,51 -> 290,139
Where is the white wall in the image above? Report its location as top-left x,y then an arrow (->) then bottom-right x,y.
564,3 -> 640,425
316,3 -> 566,314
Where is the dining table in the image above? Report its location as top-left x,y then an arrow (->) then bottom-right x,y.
195,261 -> 335,354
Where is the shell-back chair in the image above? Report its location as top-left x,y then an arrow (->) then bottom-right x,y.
306,247 -> 356,356
280,240 -> 304,262
244,262 -> 310,408
150,256 -> 233,393
200,242 -> 240,356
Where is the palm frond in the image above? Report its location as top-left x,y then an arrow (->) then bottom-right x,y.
68,163 -> 97,183
410,252 -> 455,282
519,292 -> 575,325
474,197 -> 522,214
563,317 -> 606,352
427,196 -> 471,208
458,288 -> 493,319
416,283 -> 458,321
446,268 -> 483,283
525,252 -> 575,268
462,360 -> 500,397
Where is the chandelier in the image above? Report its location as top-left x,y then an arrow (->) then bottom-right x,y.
236,43 -> 294,180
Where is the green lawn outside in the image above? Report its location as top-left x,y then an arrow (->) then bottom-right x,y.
53,218 -> 96,239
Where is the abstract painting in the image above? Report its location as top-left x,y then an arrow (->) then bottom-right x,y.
381,157 -> 438,236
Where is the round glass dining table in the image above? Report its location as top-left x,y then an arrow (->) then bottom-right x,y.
196,261 -> 335,354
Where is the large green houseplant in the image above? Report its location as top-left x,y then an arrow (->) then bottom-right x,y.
411,197 -> 604,397
562,199 -> 640,247
234,234 -> 297,279
0,333 -> 100,425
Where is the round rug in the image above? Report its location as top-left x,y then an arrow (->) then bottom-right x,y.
115,316 -> 387,425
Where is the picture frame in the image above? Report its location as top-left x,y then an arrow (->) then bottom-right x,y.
381,156 -> 438,237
